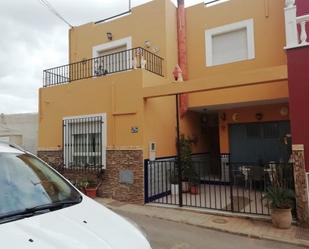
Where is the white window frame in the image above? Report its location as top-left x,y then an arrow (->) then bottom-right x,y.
205,0 -> 230,7
92,37 -> 132,76
63,113 -> 107,169
205,19 -> 255,67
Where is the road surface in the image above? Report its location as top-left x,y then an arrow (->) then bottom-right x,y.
115,210 -> 306,249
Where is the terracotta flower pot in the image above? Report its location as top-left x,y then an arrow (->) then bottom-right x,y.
182,181 -> 189,193
85,188 -> 97,198
190,185 -> 199,195
271,208 -> 292,229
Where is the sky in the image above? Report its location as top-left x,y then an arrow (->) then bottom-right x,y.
0,0 -> 202,114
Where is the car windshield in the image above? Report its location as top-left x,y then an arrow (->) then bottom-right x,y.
0,153 -> 81,220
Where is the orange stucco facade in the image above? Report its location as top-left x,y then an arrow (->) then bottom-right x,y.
38,0 -> 290,160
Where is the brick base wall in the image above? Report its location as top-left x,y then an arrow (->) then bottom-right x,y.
37,150 -> 63,168
292,145 -> 309,227
37,149 -> 144,204
98,149 -> 144,204
37,150 -> 100,186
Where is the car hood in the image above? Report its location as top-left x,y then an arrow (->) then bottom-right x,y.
0,197 -> 151,249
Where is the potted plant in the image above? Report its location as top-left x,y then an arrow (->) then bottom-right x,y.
177,135 -> 194,193
189,169 -> 200,195
74,180 -> 86,194
264,186 -> 294,229
82,179 -> 98,198
170,169 -> 179,195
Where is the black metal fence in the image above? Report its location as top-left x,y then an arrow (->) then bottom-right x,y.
43,47 -> 164,87
145,158 -> 295,216
63,115 -> 104,171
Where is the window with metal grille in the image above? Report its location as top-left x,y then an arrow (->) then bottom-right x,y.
63,114 -> 106,169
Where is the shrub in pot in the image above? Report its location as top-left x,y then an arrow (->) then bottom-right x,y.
189,183 -> 199,195
74,180 -> 86,194
264,187 -> 295,229
177,135 -> 194,193
189,170 -> 200,195
82,180 -> 98,198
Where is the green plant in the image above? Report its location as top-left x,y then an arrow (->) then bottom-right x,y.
177,134 -> 193,181
80,179 -> 97,189
264,187 -> 295,209
169,169 -> 179,184
188,169 -> 200,187
75,181 -> 84,190
270,162 -> 294,189
263,160 -> 295,210
71,179 -> 85,190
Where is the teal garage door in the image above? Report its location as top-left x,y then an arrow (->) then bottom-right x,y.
229,121 -> 291,164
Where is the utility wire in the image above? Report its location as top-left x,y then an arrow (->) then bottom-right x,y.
37,0 -> 74,28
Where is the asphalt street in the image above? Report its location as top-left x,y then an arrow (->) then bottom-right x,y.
116,210 -> 306,249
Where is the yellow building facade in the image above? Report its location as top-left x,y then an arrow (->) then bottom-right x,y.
38,0 -> 291,206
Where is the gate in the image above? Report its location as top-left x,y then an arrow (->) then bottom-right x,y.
145,158 -> 295,216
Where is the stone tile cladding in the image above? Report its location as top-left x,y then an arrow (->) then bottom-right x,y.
38,149 -> 144,204
99,149 -> 144,204
292,146 -> 309,227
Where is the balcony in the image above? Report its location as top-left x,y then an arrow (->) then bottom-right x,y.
43,47 -> 164,87
284,0 -> 309,49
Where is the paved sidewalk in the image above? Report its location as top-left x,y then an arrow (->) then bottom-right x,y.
95,198 -> 309,248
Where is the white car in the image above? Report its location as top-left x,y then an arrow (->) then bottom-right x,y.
0,142 -> 152,249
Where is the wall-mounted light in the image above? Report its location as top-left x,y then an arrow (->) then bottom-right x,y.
280,107 -> 289,117
232,113 -> 239,122
255,112 -> 263,121
106,32 -> 113,41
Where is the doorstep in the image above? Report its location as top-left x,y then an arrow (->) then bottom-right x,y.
95,198 -> 309,248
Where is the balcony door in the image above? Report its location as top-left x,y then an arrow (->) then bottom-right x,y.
96,45 -> 128,74
92,37 -> 132,76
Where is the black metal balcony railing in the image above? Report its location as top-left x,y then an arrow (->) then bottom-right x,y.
43,47 -> 164,87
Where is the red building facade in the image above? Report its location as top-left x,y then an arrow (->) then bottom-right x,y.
286,0 -> 309,172
285,0 -> 309,225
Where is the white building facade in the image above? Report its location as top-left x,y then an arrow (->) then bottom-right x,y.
0,113 -> 38,154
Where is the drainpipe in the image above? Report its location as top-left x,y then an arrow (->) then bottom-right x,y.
177,0 -> 188,117
175,94 -> 183,207
176,0 -> 188,207
177,0 -> 188,80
